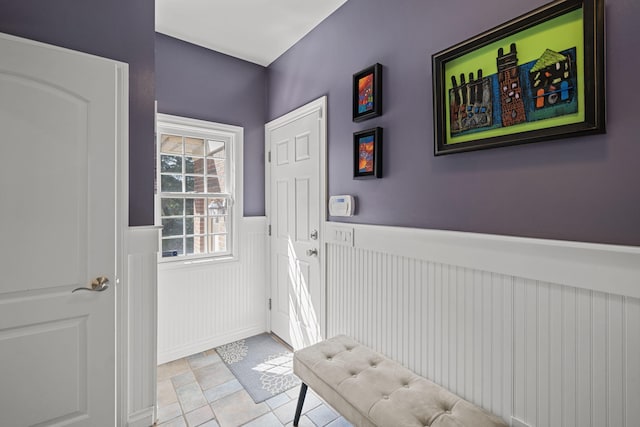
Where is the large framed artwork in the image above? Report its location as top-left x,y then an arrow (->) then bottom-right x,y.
432,0 -> 605,155
353,63 -> 382,122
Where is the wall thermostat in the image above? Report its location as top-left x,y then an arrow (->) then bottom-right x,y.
329,195 -> 355,217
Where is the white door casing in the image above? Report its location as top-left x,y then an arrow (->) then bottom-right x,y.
0,33 -> 126,426
265,97 -> 327,350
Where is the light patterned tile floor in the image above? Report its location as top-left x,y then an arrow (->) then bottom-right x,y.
156,343 -> 352,427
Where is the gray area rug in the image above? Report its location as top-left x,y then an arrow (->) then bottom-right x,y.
215,333 -> 300,403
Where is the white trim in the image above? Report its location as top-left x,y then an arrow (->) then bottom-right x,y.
157,325 -> 265,365
156,113 -> 243,263
116,61 -> 130,427
157,217 -> 265,271
127,408 -> 155,427
325,222 -> 640,298
121,226 -> 160,426
157,254 -> 239,270
265,96 -> 328,338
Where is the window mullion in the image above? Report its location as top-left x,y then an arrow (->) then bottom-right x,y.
182,135 -> 187,256
182,144 -> 187,252
205,194 -> 209,251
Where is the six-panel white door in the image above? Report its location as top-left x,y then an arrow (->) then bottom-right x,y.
0,33 -> 124,426
267,102 -> 324,350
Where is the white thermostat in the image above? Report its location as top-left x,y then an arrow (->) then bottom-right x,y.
329,195 -> 355,217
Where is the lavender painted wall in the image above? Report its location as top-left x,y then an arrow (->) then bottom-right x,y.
155,34 -> 266,216
268,0 -> 640,246
0,0 -> 156,226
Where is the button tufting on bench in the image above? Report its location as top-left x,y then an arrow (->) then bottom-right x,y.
293,335 -> 508,427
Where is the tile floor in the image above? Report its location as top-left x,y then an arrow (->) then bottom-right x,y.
156,346 -> 352,427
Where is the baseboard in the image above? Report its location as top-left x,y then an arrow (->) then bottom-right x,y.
127,407 -> 154,427
157,325 -> 265,364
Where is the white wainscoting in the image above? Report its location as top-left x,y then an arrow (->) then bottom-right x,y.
157,217 -> 267,364
325,222 -> 640,427
119,226 -> 160,427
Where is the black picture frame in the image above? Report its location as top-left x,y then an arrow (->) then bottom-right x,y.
432,0 -> 605,155
353,127 -> 383,179
352,63 -> 382,122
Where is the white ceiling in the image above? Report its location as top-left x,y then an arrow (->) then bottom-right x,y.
155,0 -> 348,67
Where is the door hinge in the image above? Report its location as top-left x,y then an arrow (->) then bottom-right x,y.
268,298 -> 272,310
268,151 -> 271,163
268,224 -> 271,236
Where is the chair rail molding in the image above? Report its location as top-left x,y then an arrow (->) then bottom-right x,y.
326,222 -> 640,299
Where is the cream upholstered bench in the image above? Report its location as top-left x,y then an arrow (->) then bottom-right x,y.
293,335 -> 507,427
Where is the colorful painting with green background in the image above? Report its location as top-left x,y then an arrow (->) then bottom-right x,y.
444,8 -> 584,145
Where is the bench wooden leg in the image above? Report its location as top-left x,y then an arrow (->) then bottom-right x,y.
293,383 -> 308,426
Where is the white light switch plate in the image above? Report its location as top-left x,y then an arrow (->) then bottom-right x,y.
329,226 -> 354,247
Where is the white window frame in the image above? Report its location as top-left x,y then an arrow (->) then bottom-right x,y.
156,113 -> 243,263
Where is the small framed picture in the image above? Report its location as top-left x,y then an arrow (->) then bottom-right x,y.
353,127 -> 383,179
352,63 -> 382,122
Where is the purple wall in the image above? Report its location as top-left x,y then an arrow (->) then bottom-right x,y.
268,0 -> 640,246
4,0 -> 638,243
0,0 -> 156,226
155,34 -> 267,216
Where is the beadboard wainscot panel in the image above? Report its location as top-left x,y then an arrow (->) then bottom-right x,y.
157,217 -> 267,364
325,222 -> 640,427
120,226 -> 160,427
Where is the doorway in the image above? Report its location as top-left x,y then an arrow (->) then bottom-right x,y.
265,96 -> 327,350
0,32 -> 127,426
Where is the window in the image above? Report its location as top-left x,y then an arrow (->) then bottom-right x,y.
156,114 -> 243,261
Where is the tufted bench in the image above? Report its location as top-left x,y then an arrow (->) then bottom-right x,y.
293,335 -> 508,427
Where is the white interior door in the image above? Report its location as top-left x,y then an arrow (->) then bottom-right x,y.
0,33 -> 125,426
266,98 -> 326,350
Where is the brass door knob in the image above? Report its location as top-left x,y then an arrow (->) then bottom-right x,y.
72,276 -> 110,293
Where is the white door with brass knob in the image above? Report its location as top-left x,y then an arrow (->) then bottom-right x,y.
0,33 -> 125,426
